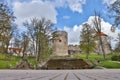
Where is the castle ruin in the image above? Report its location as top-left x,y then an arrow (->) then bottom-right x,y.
52,31 -> 68,56
94,32 -> 111,54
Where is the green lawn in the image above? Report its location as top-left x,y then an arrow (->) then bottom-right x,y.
0,53 -> 120,69
73,53 -> 120,69
73,53 -> 112,60
99,60 -> 120,69
0,54 -> 35,69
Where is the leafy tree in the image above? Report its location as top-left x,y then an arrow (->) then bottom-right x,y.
80,23 -> 96,59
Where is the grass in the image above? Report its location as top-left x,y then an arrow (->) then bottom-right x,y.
0,54 -> 21,69
0,53 -> 36,69
0,53 -> 120,69
73,53 -> 120,69
99,60 -> 120,69
0,60 -> 18,69
73,53 -> 112,60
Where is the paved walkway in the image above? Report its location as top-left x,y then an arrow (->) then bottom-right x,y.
0,69 -> 120,80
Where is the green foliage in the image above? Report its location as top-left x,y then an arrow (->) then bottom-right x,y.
111,55 -> 120,61
80,23 -> 96,59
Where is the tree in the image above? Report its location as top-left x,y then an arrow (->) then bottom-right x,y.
21,32 -> 29,58
114,33 -> 120,54
25,17 -> 54,68
0,3 -> 15,54
92,11 -> 106,59
80,23 -> 96,59
108,0 -> 120,31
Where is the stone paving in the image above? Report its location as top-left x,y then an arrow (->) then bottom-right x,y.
0,69 -> 120,80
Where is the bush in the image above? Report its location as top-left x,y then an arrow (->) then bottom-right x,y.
111,55 -> 120,61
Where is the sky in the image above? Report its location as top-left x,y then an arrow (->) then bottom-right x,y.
1,0 -> 120,48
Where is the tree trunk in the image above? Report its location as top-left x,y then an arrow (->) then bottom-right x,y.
99,36 -> 106,59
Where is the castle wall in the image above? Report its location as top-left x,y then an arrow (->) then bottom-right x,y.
95,35 -> 111,54
52,31 -> 68,56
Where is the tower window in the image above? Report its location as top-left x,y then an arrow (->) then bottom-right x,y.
59,39 -> 62,42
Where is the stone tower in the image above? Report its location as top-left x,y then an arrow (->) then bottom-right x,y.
94,32 -> 111,54
52,31 -> 68,56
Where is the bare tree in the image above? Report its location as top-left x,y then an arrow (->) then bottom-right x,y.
25,17 -> 54,68
114,33 -> 120,54
0,3 -> 15,55
92,11 -> 106,59
21,32 -> 29,58
107,0 -> 120,32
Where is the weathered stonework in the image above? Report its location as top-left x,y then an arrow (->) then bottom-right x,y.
68,45 -> 81,55
94,32 -> 111,54
52,31 -> 68,56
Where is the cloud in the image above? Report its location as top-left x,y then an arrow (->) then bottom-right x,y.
44,0 -> 86,13
12,0 -> 57,29
10,0 -> 86,30
67,0 -> 86,13
102,0 -> 117,5
64,16 -> 120,49
63,16 -> 70,19
87,16 -> 119,39
64,25 -> 82,45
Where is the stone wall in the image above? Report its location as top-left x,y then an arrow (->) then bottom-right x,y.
94,32 -> 111,54
68,45 -> 81,55
52,31 -> 68,56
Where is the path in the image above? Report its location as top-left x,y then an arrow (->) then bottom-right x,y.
0,69 -> 120,80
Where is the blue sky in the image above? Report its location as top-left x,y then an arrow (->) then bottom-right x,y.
55,0 -> 109,29
2,0 -> 116,29
1,0 -> 120,47
2,0 -> 115,27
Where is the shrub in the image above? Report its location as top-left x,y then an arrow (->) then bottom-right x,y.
111,55 -> 120,61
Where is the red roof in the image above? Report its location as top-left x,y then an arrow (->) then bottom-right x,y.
8,48 -> 23,54
94,32 -> 107,37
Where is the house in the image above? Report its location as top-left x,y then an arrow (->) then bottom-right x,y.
8,47 -> 23,56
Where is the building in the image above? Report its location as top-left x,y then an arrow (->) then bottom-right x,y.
52,31 -> 68,56
68,45 -> 81,55
94,32 -> 111,54
8,47 -> 23,56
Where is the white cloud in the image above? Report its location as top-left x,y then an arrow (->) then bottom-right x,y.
63,16 -> 70,19
64,16 -> 120,49
87,16 -> 119,39
64,25 -> 82,45
67,0 -> 86,13
10,0 -> 86,30
12,0 -> 57,29
102,0 -> 117,5
45,0 -> 86,13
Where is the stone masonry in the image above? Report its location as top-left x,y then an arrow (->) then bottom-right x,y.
52,31 -> 68,56
94,32 -> 111,54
